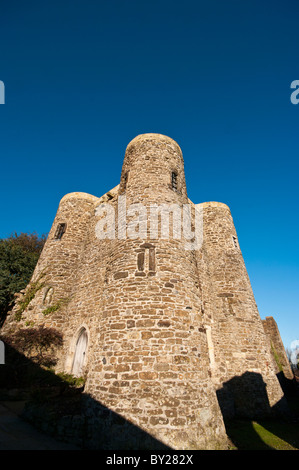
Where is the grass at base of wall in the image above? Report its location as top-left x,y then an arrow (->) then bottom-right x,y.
226,418 -> 299,450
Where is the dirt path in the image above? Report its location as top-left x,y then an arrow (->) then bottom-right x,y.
0,402 -> 79,450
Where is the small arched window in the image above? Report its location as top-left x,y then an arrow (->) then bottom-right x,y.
72,328 -> 88,377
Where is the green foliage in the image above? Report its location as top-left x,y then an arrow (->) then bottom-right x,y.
15,271 -> 47,321
56,372 -> 85,388
0,232 -> 46,325
42,298 -> 69,316
226,418 -> 299,450
271,341 -> 283,372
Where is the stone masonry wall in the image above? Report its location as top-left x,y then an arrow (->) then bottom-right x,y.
198,202 -> 286,419
82,134 -> 227,449
1,133 -> 288,448
262,316 -> 294,381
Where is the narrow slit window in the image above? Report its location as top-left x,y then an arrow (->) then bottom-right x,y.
123,171 -> 129,190
137,252 -> 145,271
54,223 -> 67,240
232,235 -> 239,249
171,172 -> 178,191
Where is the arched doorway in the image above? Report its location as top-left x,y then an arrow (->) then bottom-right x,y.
72,328 -> 88,377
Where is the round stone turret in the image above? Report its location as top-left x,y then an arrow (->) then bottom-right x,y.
119,133 -> 188,204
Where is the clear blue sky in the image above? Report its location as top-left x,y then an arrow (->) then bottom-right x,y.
0,0 -> 298,350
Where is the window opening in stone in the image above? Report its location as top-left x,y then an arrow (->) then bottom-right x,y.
54,223 -> 66,240
171,172 -> 178,191
72,328 -> 88,377
43,286 -> 54,305
148,247 -> 155,271
123,171 -> 129,191
137,251 -> 145,271
232,236 -> 239,249
136,244 -> 156,275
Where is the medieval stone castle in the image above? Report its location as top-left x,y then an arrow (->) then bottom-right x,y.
2,133 -> 294,449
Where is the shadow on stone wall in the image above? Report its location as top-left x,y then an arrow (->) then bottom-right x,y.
21,393 -> 171,450
0,340 -> 170,450
216,371 -> 272,421
276,370 -> 298,397
216,370 -> 297,421
1,340 -> 298,450
216,370 -> 299,450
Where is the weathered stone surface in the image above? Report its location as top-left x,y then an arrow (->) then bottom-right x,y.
262,316 -> 294,381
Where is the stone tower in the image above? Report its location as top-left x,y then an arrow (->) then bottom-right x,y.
2,133 -> 287,449
84,134 -> 228,449
197,202 -> 286,419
